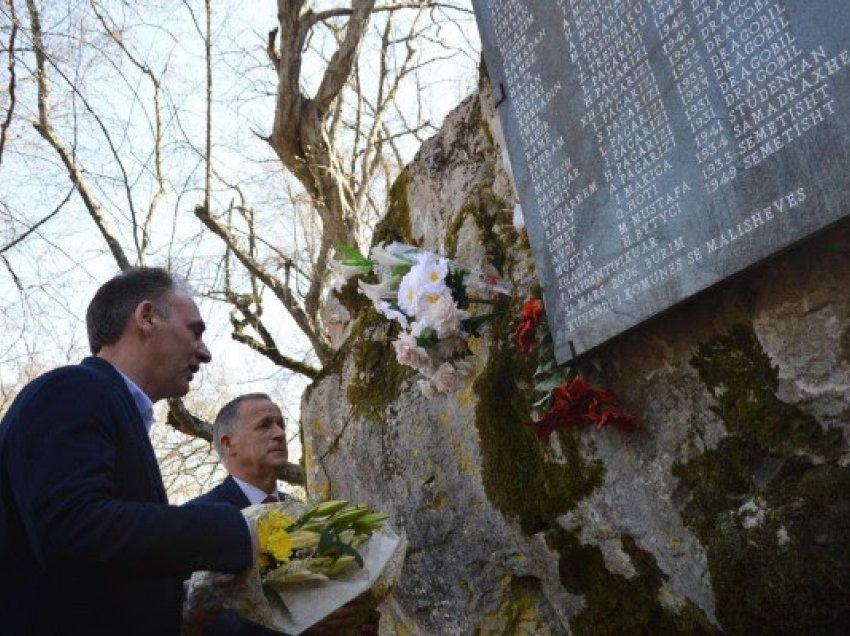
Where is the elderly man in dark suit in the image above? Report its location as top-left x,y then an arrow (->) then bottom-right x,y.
190,393 -> 380,636
0,267 -> 254,636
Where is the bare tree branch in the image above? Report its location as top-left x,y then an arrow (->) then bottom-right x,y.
0,0 -> 18,167
203,0 -> 212,214
266,26 -> 280,71
194,202 -> 334,363
25,0 -> 131,270
0,187 -> 72,255
89,0 -> 165,257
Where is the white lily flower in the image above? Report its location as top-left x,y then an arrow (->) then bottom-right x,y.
370,243 -> 413,268
328,259 -> 370,292
397,254 -> 450,316
330,255 -> 371,278
357,279 -> 394,309
378,301 -> 409,329
384,242 -> 423,262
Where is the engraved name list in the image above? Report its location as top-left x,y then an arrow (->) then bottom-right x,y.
473,0 -> 850,361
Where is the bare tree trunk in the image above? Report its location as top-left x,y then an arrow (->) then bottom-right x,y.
270,0 -> 377,312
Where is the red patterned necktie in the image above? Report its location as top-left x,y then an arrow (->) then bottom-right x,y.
262,495 -> 278,504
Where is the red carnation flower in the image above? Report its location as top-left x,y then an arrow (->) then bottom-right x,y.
516,297 -> 544,355
532,375 -> 637,440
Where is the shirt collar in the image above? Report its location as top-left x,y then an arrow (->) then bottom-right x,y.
232,476 -> 278,505
115,369 -> 155,434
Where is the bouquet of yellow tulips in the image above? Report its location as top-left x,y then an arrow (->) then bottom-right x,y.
257,499 -> 389,583
183,498 -> 405,635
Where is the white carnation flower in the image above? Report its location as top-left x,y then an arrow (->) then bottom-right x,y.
452,357 -> 476,379
393,332 -> 432,371
436,333 -> 469,359
416,293 -> 466,339
430,361 -> 468,394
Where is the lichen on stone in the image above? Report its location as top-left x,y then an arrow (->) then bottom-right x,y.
477,575 -> 557,635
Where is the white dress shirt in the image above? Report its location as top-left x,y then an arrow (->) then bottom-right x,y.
116,368 -> 155,434
233,476 -> 279,505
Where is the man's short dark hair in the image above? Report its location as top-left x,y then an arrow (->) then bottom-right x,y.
213,393 -> 274,459
85,267 -> 180,354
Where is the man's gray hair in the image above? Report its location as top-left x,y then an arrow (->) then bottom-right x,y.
213,393 -> 273,459
85,267 -> 189,355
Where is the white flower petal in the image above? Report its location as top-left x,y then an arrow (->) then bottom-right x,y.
370,243 -> 413,267
358,279 -> 393,308
378,301 -> 409,329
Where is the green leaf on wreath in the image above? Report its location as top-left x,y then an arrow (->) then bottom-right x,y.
337,243 -> 371,267
535,358 -> 556,375
534,375 -> 565,393
445,268 -> 469,309
533,393 -> 555,412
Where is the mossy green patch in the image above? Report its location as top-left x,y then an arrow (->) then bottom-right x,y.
547,529 -> 719,635
675,324 -> 850,634
331,272 -> 371,317
345,309 -> 411,423
372,168 -> 417,247
690,323 -> 840,457
473,300 -> 604,535
480,115 -> 495,148
312,167 -> 415,419
444,192 -> 512,277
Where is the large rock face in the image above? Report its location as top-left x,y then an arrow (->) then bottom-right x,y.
301,88 -> 850,634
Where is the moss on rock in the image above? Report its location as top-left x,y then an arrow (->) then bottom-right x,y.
476,576 -> 557,635
674,324 -> 850,634
444,192 -> 512,276
331,272 -> 371,318
372,168 -> 416,247
547,529 -> 719,636
346,309 -> 411,423
473,300 -> 604,535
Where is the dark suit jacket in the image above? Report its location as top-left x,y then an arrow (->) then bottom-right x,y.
187,476 -> 287,636
0,357 -> 253,636
191,475 -> 260,509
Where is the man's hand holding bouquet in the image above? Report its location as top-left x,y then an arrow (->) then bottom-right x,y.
183,498 -> 405,635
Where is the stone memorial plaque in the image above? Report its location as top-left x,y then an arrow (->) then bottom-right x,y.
472,0 -> 850,362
